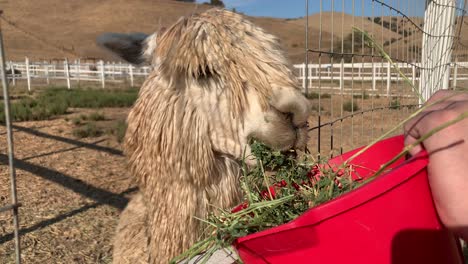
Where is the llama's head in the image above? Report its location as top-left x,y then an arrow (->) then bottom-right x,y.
97,9 -> 311,161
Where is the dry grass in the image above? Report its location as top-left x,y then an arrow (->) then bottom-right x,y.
4,1 -> 463,64
306,94 -> 418,156
0,107 -> 132,263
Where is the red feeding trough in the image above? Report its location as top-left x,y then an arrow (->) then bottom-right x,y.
233,135 -> 464,264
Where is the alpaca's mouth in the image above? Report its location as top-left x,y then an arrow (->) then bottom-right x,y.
292,123 -> 310,151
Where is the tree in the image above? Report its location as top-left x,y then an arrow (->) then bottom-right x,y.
210,0 -> 225,7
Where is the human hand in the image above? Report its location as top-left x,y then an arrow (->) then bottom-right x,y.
404,90 -> 468,241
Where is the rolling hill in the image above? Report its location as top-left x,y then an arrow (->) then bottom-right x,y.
1,0 -> 466,64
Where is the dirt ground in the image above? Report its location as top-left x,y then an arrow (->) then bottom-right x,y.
306,93 -> 418,156
0,93 -> 462,263
0,107 -> 134,263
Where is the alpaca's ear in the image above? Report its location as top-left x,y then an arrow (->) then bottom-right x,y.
96,32 -> 149,65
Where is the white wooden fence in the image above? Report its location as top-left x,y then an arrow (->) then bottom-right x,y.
4,58 -> 468,94
5,58 -> 154,91
294,61 -> 468,95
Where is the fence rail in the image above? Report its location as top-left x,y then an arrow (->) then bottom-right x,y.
5,58 -> 468,94
5,58 -> 154,90
294,61 -> 468,95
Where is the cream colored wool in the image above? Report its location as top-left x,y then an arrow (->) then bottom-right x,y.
112,9 -> 311,264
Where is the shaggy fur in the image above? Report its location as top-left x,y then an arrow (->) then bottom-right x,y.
110,9 -> 311,263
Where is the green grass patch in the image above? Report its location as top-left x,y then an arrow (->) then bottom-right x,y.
0,96 -> 68,122
72,122 -> 103,138
0,87 -> 138,123
389,99 -> 401,110
88,112 -> 106,121
353,91 -> 370,99
71,117 -> 82,126
79,114 -> 88,121
107,119 -> 127,143
311,104 -> 324,112
305,92 -> 331,100
39,87 -> 138,108
343,100 -> 360,112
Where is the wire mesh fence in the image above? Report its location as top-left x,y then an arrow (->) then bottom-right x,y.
301,0 -> 468,157
0,1 -> 468,263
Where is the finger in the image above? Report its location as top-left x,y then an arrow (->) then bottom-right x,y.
425,90 -> 468,107
424,89 -> 453,105
405,101 -> 468,156
404,133 -> 424,156
403,109 -> 432,140
404,100 -> 464,137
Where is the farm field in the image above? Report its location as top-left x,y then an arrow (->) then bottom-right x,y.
0,85 -> 426,263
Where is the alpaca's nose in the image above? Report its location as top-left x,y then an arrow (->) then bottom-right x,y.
295,121 -> 309,129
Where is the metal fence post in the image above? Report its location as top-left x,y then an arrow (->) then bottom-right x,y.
419,0 -> 457,103
0,13 -> 22,264
304,0 -> 309,96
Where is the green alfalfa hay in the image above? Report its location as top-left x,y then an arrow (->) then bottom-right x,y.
170,142 -> 361,264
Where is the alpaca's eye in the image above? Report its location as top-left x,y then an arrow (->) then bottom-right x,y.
284,112 -> 294,122
195,65 -> 217,79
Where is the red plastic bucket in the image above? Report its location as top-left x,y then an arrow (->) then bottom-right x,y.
234,135 -> 464,264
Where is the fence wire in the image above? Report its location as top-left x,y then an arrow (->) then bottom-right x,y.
300,0 -> 468,157
0,1 -> 468,263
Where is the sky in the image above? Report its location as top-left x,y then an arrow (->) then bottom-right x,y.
195,0 -> 427,19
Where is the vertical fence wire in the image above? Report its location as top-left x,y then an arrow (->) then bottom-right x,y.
351,0 -> 355,149
305,0 -> 309,97
340,0 -> 345,155
304,0 -> 466,156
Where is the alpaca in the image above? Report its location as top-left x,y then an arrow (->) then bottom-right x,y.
98,9 -> 311,263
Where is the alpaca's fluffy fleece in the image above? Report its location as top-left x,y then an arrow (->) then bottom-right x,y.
113,8 -> 311,264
